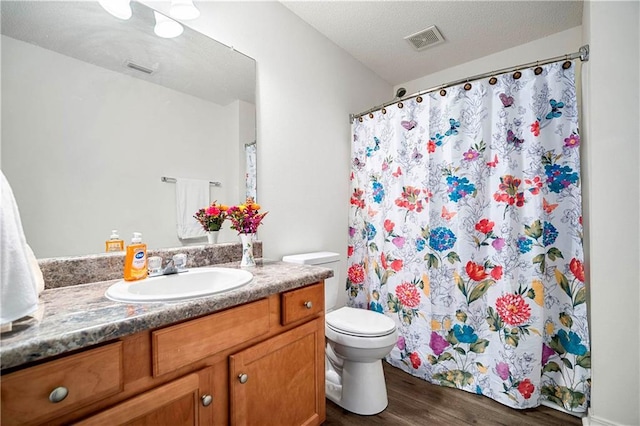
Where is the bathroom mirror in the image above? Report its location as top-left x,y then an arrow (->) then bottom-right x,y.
1,1 -> 256,258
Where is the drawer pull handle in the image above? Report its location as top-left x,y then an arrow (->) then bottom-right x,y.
304,301 -> 313,309
238,373 -> 249,384
201,394 -> 213,407
49,386 -> 69,403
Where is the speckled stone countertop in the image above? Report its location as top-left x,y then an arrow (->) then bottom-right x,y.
0,259 -> 332,371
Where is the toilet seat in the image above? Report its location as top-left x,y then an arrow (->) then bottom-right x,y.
326,307 -> 396,337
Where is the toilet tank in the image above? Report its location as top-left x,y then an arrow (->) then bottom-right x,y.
282,252 -> 341,311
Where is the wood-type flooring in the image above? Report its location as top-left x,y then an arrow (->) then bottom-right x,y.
324,362 -> 583,426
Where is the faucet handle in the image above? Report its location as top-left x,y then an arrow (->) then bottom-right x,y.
172,253 -> 187,271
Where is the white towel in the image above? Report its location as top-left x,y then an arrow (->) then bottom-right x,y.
175,178 -> 210,239
1,171 -> 39,325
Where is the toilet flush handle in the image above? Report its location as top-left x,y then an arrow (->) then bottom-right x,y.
304,301 -> 313,309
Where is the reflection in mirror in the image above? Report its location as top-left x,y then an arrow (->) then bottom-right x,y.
1,1 -> 256,258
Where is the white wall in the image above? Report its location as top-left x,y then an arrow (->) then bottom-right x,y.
145,1 -> 392,307
582,2 -> 640,425
2,35 -> 254,257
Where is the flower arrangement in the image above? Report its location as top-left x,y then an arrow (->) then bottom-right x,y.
194,201 -> 228,232
227,197 -> 268,234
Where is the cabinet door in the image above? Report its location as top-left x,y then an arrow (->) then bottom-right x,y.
229,318 -> 325,426
75,368 -> 214,426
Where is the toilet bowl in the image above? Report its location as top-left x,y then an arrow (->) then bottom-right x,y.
282,252 -> 398,416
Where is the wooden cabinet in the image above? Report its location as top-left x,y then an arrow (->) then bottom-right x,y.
75,369 -> 212,426
1,282 -> 325,426
230,318 -> 325,426
1,342 -> 123,426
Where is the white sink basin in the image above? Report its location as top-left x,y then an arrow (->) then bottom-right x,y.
105,267 -> 253,303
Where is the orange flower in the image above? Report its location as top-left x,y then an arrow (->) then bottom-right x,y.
466,261 -> 488,281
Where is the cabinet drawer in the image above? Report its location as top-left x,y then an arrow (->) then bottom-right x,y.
152,298 -> 270,376
1,342 -> 123,426
281,282 -> 324,326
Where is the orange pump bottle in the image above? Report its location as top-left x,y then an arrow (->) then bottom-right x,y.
124,232 -> 147,281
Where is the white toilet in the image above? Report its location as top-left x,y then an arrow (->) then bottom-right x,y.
282,252 -> 398,415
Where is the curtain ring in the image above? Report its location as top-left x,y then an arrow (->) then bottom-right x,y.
534,60 -> 543,75
358,116 -> 363,123
463,82 -> 472,91
397,102 -> 403,108
369,113 -> 374,119
489,76 -> 497,85
513,70 -> 522,80
439,88 -> 447,96
416,95 -> 423,103
562,60 -> 572,69
381,107 -> 387,114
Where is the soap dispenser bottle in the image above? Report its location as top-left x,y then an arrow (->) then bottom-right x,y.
124,232 -> 147,281
105,230 -> 125,252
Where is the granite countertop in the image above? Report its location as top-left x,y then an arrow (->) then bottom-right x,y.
0,259 -> 333,371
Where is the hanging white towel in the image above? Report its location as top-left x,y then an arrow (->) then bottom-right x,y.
175,178 -> 210,239
1,171 -> 39,325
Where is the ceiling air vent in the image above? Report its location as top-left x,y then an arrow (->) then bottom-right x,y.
404,25 -> 445,51
124,60 -> 156,75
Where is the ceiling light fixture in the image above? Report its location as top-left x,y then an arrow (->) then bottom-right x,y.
153,11 -> 184,38
98,0 -> 132,20
169,0 -> 200,20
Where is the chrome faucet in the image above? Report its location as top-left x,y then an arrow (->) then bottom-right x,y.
162,259 -> 179,275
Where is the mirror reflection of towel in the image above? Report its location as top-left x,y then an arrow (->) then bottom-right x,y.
1,171 -> 39,325
175,178 -> 210,239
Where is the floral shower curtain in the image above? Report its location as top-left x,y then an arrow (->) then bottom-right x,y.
347,61 -> 590,412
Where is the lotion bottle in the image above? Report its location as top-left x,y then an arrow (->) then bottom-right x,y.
124,232 -> 147,281
105,230 -> 125,252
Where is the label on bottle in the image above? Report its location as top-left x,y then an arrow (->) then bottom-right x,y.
133,249 -> 146,269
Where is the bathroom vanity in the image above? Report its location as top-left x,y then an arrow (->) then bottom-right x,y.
0,258 -> 330,425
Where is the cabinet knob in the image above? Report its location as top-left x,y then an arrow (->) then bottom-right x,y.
238,373 -> 249,384
304,301 -> 313,309
49,386 -> 69,403
201,394 -> 213,407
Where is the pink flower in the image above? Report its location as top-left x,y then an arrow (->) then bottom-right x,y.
429,332 -> 449,356
542,344 -> 555,366
347,264 -> 365,284
463,149 -> 479,161
347,246 -> 354,257
392,236 -> 406,248
564,133 -> 580,148
495,294 -> 531,326
396,282 -> 421,308
496,362 -> 510,381
427,140 -> 436,153
492,238 -> 505,251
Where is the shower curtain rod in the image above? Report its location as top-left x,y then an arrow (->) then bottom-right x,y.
350,44 -> 589,122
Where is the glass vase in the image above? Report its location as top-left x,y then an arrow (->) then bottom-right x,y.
239,233 -> 256,267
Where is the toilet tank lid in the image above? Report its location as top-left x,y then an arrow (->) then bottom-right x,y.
282,251 -> 340,265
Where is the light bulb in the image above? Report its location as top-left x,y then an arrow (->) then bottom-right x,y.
154,11 -> 184,39
169,0 -> 200,20
98,0 -> 132,20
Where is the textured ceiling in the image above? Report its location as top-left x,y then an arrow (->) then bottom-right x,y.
281,1 -> 584,85
1,1 -> 255,106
